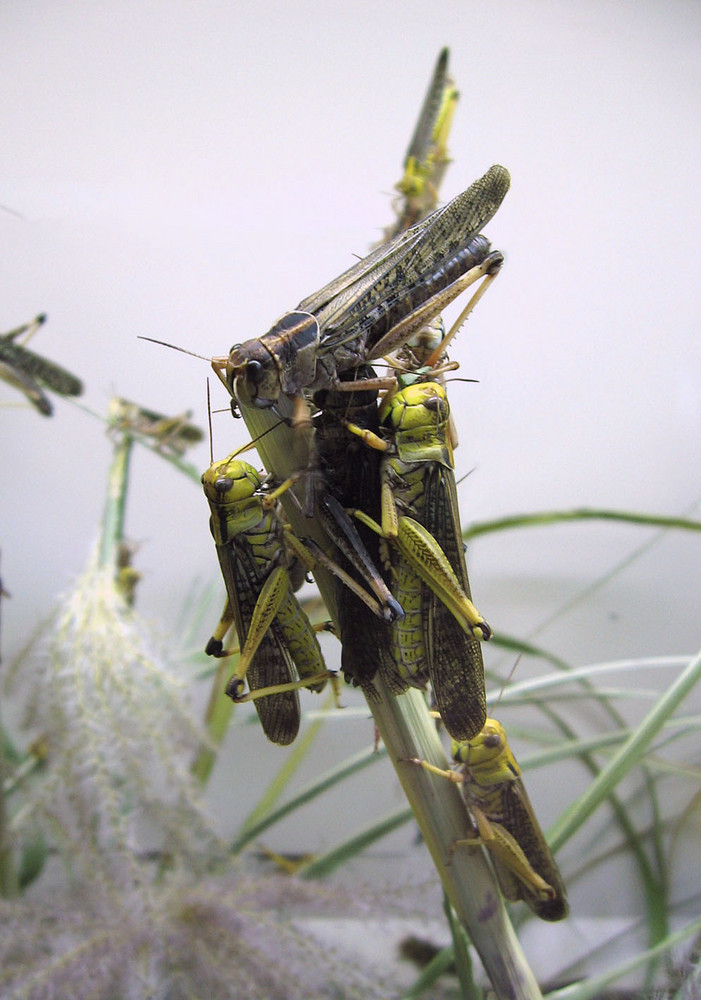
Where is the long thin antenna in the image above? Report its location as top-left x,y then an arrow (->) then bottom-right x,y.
490,654 -> 523,715
138,335 -> 212,363
206,378 -> 214,465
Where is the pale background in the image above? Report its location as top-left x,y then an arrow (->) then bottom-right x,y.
1,0 -> 700,978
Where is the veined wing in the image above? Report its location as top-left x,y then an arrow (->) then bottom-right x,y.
306,165 -> 509,355
403,47 -> 450,171
492,775 -> 569,922
423,458 -> 487,742
217,536 -> 301,746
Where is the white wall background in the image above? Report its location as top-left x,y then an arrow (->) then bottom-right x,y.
1,2 -> 700,961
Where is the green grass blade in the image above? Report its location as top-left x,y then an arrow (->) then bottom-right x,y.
444,895 -> 481,1000
464,508 -> 701,541
299,805 -> 412,879
399,943 -> 457,1000
544,914 -> 701,1000
232,742 -> 386,853
549,648 -> 701,854
494,656 -> 691,704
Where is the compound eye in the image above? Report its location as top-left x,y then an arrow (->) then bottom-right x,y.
483,731 -> 502,749
214,476 -> 233,495
423,395 -> 449,421
243,359 -> 263,395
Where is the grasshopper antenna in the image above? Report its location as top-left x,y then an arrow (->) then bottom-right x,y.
206,378 -> 214,465
454,466 -> 476,489
490,654 -> 523,715
138,335 -> 212,363
0,204 -> 25,220
229,419 -> 290,459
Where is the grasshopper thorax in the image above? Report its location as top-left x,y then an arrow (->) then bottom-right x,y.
226,311 -> 321,408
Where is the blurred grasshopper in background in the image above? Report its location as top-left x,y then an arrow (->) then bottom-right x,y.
0,314 -> 83,416
406,719 -> 568,921
347,379 -> 490,741
384,46 -> 459,240
115,540 -> 142,608
107,397 -> 204,457
202,451 -> 335,746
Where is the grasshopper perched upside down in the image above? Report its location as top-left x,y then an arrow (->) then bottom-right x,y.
309,367 -> 403,700
405,718 -> 568,922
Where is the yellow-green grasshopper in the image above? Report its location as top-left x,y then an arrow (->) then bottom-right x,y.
405,718 -> 569,921
0,314 -> 83,416
202,451 -> 334,746
347,379 -> 490,741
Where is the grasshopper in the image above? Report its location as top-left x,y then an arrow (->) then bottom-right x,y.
384,47 -> 459,240
202,452 -> 333,746
406,718 -> 569,922
347,379 -> 489,741
309,366 -> 402,699
107,397 -> 204,457
0,314 -> 83,416
216,164 -> 509,421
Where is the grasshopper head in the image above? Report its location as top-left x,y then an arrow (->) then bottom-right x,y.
201,457 -> 262,505
381,381 -> 451,464
226,339 -> 282,409
451,719 -> 520,784
226,311 -> 320,409
381,381 -> 450,433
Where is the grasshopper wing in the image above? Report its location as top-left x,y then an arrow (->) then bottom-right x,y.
223,539 -> 302,746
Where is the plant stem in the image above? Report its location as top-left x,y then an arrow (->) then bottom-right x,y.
98,432 -> 133,573
191,653 -> 234,784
